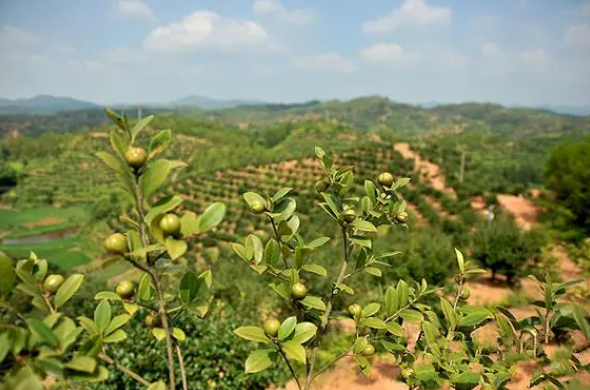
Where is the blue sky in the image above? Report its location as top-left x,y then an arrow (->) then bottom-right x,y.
0,0 -> 589,106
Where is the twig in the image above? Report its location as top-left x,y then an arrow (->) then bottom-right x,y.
176,344 -> 188,390
311,351 -> 350,381
278,344 -> 302,390
98,353 -> 151,387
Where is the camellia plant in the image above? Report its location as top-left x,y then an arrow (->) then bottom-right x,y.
0,109 -> 226,390
232,147 -> 590,390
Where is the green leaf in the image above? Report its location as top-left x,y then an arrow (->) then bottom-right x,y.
264,239 -> 280,267
352,220 -> 377,233
140,159 -> 186,199
0,251 -> 15,295
440,297 -> 456,330
386,322 -> 404,337
422,321 -> 439,349
384,286 -> 397,316
400,309 -> 424,323
301,264 -> 327,277
281,340 -> 306,364
307,237 -> 330,248
272,188 -> 292,203
458,309 -> 493,329
360,317 -> 387,329
102,329 -> 127,343
245,349 -> 274,373
292,322 -> 317,344
94,300 -> 112,334
234,326 -> 270,343
123,302 -> 139,316
149,129 -> 172,158
246,234 -> 264,264
361,303 -> 381,318
54,274 -> 84,309
145,195 -> 183,226
104,315 -> 130,336
0,333 -> 10,365
172,328 -> 186,342
152,328 -> 166,341
301,295 -> 326,311
95,152 -> 124,173
455,248 -> 465,273
147,381 -> 167,390
131,115 -> 154,142
64,356 -> 97,374
572,304 -> 590,340
109,128 -> 129,160
180,271 -> 199,304
278,317 -> 297,341
243,192 -> 266,209
353,337 -> 369,354
165,237 -> 187,260
364,267 -> 382,277
196,202 -> 226,232
137,273 -> 153,302
27,319 -> 59,348
94,291 -> 121,301
452,371 -> 481,389
349,237 -> 372,249
78,316 -> 99,335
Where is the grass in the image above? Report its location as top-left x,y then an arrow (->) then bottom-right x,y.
0,235 -> 91,270
0,206 -> 88,238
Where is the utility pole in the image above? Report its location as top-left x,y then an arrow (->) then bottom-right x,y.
458,149 -> 466,185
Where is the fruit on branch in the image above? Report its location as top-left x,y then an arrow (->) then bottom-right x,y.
249,200 -> 266,214
43,274 -> 65,294
481,384 -> 494,390
315,179 -> 330,194
159,214 -> 181,235
104,233 -> 128,254
263,318 -> 281,337
291,282 -> 308,300
125,147 -> 148,169
115,280 -> 135,299
341,209 -> 357,224
377,172 -> 394,187
395,211 -> 409,224
362,343 -> 375,356
459,286 -> 470,301
145,312 -> 161,328
401,368 -> 416,380
348,304 -> 362,317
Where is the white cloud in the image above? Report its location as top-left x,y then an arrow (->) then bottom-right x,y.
363,0 -> 452,33
0,26 -> 41,49
564,24 -> 590,47
295,53 -> 356,73
102,47 -> 146,64
114,0 -> 157,22
253,0 -> 317,25
143,11 -> 269,52
519,49 -> 550,66
480,42 -> 503,58
360,43 -> 405,63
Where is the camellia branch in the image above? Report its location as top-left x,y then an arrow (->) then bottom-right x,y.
98,353 -> 151,387
277,343 -> 302,390
176,344 -> 188,390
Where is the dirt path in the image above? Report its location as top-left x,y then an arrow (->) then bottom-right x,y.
496,195 -> 538,231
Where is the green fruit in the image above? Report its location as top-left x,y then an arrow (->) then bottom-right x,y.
104,233 -> 128,254
348,304 -> 362,317
291,282 -> 307,299
377,172 -> 394,187
263,318 -> 281,337
342,209 -> 356,223
160,214 -> 181,235
481,384 -> 494,390
315,180 -> 329,194
43,274 -> 64,294
401,368 -> 415,380
125,147 -> 148,169
362,343 -> 375,356
249,200 -> 266,214
145,312 -> 161,328
460,286 -> 470,300
115,280 -> 135,299
395,211 -> 409,223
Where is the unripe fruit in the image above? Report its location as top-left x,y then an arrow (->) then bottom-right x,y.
342,209 -> 356,223
395,211 -> 409,224
263,318 -> 281,337
459,286 -> 470,300
377,172 -> 394,187
291,282 -> 308,299
249,200 -> 266,214
315,180 -> 329,194
125,147 -> 148,169
115,280 -> 135,299
44,274 -> 65,294
145,312 -> 161,328
401,368 -> 415,380
104,233 -> 128,254
362,343 -> 375,356
481,384 -> 494,390
348,304 -> 362,317
159,214 -> 181,235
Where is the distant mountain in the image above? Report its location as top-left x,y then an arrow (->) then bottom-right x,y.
0,95 -> 99,115
536,105 -> 590,116
169,95 -> 265,110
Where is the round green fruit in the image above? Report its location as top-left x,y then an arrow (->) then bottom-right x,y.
460,286 -> 470,300
115,280 -> 135,299
263,318 -> 281,337
249,200 -> 266,214
124,147 -> 148,169
362,343 -> 375,356
159,214 -> 181,235
342,209 -> 356,223
395,211 -> 409,224
291,282 -> 308,299
104,233 -> 128,254
44,274 -> 65,294
377,172 -> 394,187
401,368 -> 415,380
315,180 -> 329,194
145,312 -> 161,328
348,304 -> 362,317
481,384 -> 494,390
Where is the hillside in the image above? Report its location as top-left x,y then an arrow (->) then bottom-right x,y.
0,94 -> 99,115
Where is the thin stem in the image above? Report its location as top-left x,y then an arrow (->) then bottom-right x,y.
269,217 -> 289,268
311,350 -> 351,382
42,294 -> 56,315
132,175 -> 149,248
278,344 -> 302,390
98,353 -> 151,387
176,344 -> 188,390
452,278 -> 464,312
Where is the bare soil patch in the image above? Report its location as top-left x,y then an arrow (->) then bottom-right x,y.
496,195 -> 538,231
24,216 -> 64,229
